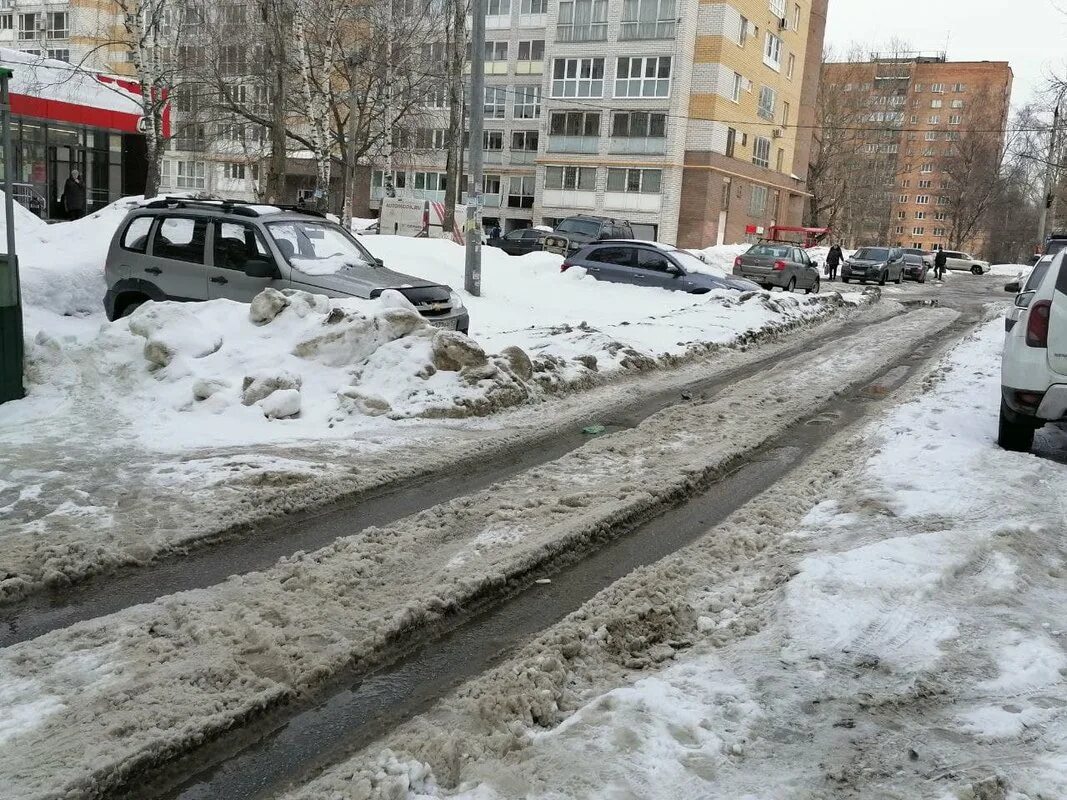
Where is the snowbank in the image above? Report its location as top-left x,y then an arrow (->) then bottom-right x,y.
987,263 -> 1031,279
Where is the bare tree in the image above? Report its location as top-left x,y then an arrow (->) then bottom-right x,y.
442,0 -> 468,234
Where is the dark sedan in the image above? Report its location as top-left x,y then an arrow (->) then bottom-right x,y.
488,228 -> 550,256
562,241 -> 760,293
902,253 -> 928,283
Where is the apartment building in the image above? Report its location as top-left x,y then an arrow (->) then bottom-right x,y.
822,55 -> 1012,255
0,0 -> 130,72
373,0 -> 828,247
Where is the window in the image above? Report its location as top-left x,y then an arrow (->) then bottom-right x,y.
897,211 -> 906,220
557,0 -> 608,42
517,40 -> 545,67
121,217 -> 154,253
485,40 -> 508,61
938,195 -> 949,205
915,211 -> 925,219
782,101 -> 790,126
757,85 -> 776,120
949,114 -> 961,125
47,48 -> 69,62
551,57 -> 605,97
731,72 -> 742,102
912,226 -> 924,235
223,163 -> 247,180
512,129 -> 539,151
899,194 -> 908,203
752,136 -> 771,168
483,174 -> 502,195
787,53 -> 795,79
0,15 -> 10,30
611,110 -> 666,138
896,225 -> 905,235
508,175 -> 536,207
46,11 -> 67,38
545,165 -> 597,190
636,248 -> 674,272
770,0 -> 786,16
513,85 -> 541,118
484,86 -> 507,118
18,13 -> 36,40
175,161 -> 206,189
725,127 -> 736,158
920,163 -> 933,173
424,87 -> 448,108
910,115 -> 918,124
521,0 -> 547,12
929,115 -> 940,125
606,167 -> 661,193
916,195 -> 929,204
416,128 -> 447,149
901,179 -> 910,188
550,110 -> 600,136
483,130 -> 504,151
413,172 -> 448,191
614,56 -> 671,98
763,33 -> 782,70
953,82 -> 966,92
620,0 -> 676,40
951,99 -> 964,109
792,3 -> 800,29
487,0 -> 510,15
931,83 -> 944,93
155,217 -> 207,264
918,179 -> 932,189
913,83 -> 923,92
925,131 -> 938,141
776,148 -> 784,171
214,222 -> 270,271
750,184 -> 768,215
933,227 -> 946,236
930,99 -> 942,108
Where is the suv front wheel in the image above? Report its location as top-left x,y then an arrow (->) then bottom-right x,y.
997,400 -> 1035,452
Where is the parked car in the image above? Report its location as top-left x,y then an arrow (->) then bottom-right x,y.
103,198 -> 470,333
488,227 -> 550,256
1044,232 -> 1067,257
1003,255 -> 1051,334
902,253 -> 928,283
563,240 -> 759,293
841,246 -> 905,285
543,215 -> 634,256
732,242 -> 822,293
901,247 -> 933,268
939,249 -> 991,275
999,250 -> 1067,451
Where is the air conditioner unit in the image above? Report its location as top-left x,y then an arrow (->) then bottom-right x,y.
777,16 -> 787,30
772,128 -> 782,139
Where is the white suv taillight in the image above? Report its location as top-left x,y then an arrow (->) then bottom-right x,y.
1026,299 -> 1052,348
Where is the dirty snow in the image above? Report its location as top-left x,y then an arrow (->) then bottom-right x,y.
0,309 -> 956,798
281,315 -> 1067,800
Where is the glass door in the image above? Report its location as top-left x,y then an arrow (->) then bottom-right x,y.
47,136 -> 87,220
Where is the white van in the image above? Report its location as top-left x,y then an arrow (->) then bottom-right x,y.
378,198 -> 467,242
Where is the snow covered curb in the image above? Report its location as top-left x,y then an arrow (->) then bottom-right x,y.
0,309 -> 957,799
281,315 -> 1067,800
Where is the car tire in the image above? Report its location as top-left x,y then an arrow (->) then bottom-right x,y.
760,283 -> 772,290
998,400 -> 1035,452
784,277 -> 796,293
118,298 -> 146,318
971,265 -> 983,275
895,271 -> 902,284
806,278 -> 820,295
842,277 -> 850,284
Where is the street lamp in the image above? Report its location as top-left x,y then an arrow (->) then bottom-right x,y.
0,66 -> 22,404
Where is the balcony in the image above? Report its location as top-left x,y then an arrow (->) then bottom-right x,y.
555,23 -> 607,42
516,12 -> 546,27
546,135 -> 598,154
608,136 -> 666,155
483,149 -> 505,165
461,192 -> 502,207
510,150 -> 537,165
604,192 -> 662,212
515,60 -> 543,75
542,189 -> 595,208
484,60 -> 508,75
618,20 -> 675,39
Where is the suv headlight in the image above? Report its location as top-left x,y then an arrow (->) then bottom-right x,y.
449,291 -> 466,311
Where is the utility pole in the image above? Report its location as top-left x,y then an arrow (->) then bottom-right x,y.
342,52 -> 359,228
0,67 -> 23,404
1038,100 -> 1062,249
464,0 -> 484,296
383,0 -> 395,199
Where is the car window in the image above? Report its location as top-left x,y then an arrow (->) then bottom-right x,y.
590,246 -> 634,266
266,220 -> 374,275
521,229 -> 542,240
121,216 -> 153,254
504,230 -> 525,240
153,217 -> 208,264
747,244 -> 792,258
853,247 -> 890,261
556,219 -> 601,237
213,222 -> 272,271
637,248 -> 673,272
1024,259 -> 1053,291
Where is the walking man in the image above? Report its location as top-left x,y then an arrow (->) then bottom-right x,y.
934,245 -> 947,281
61,169 -> 86,220
825,243 -> 843,281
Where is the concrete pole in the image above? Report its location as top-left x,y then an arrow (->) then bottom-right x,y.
1038,101 -> 1061,250
0,68 -> 23,404
464,0 -> 484,296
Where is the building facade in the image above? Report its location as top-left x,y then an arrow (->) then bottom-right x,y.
373,0 -> 828,247
821,55 -> 1012,256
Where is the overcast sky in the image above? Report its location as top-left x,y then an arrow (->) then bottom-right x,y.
823,0 -> 1067,108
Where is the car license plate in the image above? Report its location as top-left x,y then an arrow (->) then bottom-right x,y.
428,318 -> 458,330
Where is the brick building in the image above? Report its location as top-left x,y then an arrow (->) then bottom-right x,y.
821,54 -> 1012,256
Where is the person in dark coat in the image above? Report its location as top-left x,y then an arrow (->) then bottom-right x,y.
62,170 -> 86,220
934,245 -> 947,281
825,243 -> 843,281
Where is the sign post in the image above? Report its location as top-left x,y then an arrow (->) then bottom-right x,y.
463,0 -> 485,297
0,66 -> 22,404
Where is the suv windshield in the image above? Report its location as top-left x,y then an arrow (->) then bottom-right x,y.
556,219 -> 601,238
266,220 -> 375,275
854,247 -> 890,261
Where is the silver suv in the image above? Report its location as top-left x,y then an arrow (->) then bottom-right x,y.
103,198 -> 469,332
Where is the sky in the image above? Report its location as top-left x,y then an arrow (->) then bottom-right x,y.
823,0 -> 1067,108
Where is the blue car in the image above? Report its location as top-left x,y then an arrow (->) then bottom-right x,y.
562,240 -> 760,293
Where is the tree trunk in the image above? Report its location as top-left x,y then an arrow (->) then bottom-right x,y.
260,0 -> 289,203
442,0 -> 465,235
144,132 -> 162,199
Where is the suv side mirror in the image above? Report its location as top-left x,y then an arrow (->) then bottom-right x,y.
244,256 -> 279,279
667,262 -> 684,276
1015,291 -> 1035,309
373,257 -> 384,267
1004,280 -> 1021,293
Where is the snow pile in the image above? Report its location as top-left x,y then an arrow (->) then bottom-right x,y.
987,263 -> 1031,279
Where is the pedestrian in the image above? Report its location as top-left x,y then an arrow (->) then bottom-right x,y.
488,224 -> 501,240
825,243 -> 843,281
61,169 -> 86,220
934,245 -> 947,281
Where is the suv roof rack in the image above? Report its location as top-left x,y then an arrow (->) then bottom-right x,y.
143,197 -> 327,219
566,213 -> 632,225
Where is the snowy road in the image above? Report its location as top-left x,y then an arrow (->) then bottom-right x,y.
0,306 -> 963,799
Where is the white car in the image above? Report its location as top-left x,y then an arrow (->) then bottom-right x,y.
939,249 -> 990,275
1000,251 -> 1067,451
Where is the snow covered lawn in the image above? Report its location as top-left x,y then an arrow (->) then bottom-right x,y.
282,315 -> 1067,800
